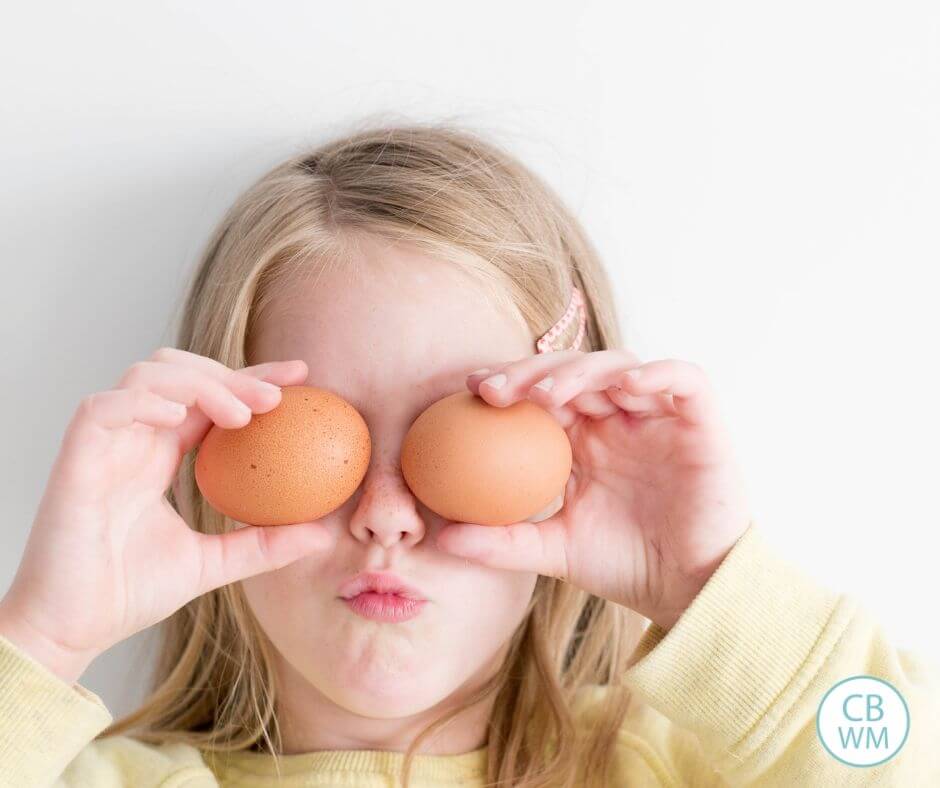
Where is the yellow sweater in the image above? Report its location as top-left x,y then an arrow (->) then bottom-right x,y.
1,524 -> 938,786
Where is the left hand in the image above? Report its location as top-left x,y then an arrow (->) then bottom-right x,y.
434,349 -> 754,631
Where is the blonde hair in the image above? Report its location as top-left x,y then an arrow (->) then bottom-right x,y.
100,122 -> 649,787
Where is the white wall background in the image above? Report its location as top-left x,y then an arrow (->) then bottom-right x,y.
2,1 -> 938,717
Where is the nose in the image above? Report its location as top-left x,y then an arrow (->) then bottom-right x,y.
347,459 -> 426,549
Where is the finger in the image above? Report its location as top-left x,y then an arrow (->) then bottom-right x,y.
77,388 -> 189,430
522,350 -> 644,410
139,349 -> 308,444
534,400 -> 581,430
540,385 -> 670,423
194,520 -> 333,594
140,351 -> 307,412
170,472 -> 194,526
604,387 -> 678,418
148,347 -> 308,392
528,491 -> 565,523
117,358 -> 306,457
618,359 -> 718,426
176,360 -> 309,453
119,360 -> 267,430
566,390 -> 621,419
548,384 -> 674,421
465,349 -> 590,406
571,390 -> 671,420
435,517 -> 570,580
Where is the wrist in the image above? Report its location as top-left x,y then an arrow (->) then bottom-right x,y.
627,568 -> 719,631
642,547 -> 739,631
645,594 -> 700,631
0,600 -> 98,685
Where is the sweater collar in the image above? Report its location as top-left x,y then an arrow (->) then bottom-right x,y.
203,745 -> 488,783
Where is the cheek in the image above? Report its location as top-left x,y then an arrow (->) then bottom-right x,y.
422,567 -> 538,683
239,554 -> 333,640
457,569 -> 537,639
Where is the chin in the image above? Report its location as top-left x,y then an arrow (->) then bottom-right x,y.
325,668 -> 447,719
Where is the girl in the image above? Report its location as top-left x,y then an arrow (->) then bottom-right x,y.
0,125 -> 936,787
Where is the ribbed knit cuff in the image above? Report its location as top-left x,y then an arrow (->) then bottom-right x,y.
0,634 -> 112,786
624,523 -> 853,759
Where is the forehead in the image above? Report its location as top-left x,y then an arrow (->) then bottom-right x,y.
246,239 -> 534,421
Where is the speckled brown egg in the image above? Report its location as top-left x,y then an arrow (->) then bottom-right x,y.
195,385 -> 371,526
400,390 -> 572,526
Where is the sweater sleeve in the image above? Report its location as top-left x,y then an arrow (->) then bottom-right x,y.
0,634 -> 215,788
621,523 -> 940,787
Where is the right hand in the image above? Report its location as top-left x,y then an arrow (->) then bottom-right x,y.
0,348 -> 330,684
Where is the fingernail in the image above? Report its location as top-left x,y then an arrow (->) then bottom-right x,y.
534,376 -> 554,392
625,367 -> 643,381
482,373 -> 507,390
468,368 -> 491,377
529,491 -> 564,522
257,380 -> 281,394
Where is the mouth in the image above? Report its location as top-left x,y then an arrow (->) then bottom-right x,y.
338,571 -> 426,601
337,572 -> 428,623
341,593 -> 427,622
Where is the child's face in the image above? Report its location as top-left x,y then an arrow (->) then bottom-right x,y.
239,235 -> 538,742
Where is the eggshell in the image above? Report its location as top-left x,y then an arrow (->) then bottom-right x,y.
400,390 -> 572,526
195,385 -> 371,526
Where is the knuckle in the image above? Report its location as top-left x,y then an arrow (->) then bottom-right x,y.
78,392 -> 101,419
554,537 -> 570,582
537,389 -> 559,408
479,363 -> 508,380
621,348 -> 642,366
222,367 -> 246,388
555,549 -> 571,583
150,346 -> 179,363
121,360 -> 151,386
129,386 -> 150,410
254,526 -> 273,561
195,537 -> 215,594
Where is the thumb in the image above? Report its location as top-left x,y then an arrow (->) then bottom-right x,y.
195,521 -> 332,594
435,517 -> 570,581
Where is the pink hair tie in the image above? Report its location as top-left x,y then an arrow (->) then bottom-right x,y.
536,286 -> 586,354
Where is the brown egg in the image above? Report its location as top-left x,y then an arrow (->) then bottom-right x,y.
195,385 -> 371,526
400,390 -> 572,526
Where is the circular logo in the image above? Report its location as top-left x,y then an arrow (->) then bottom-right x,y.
816,675 -> 909,767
